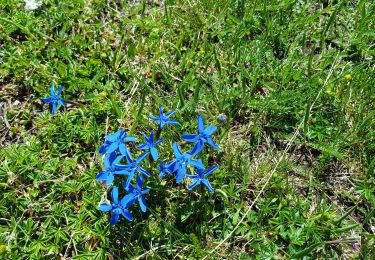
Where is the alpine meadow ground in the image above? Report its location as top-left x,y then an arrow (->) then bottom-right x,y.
0,0 -> 374,259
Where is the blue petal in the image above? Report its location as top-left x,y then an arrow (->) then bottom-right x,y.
110,213 -> 120,225
121,209 -> 133,221
106,142 -> 119,154
141,188 -> 150,195
136,175 -> 143,190
106,130 -> 122,142
150,147 -> 158,161
149,116 -> 160,122
188,180 -> 201,190
207,137 -> 220,150
149,131 -> 154,143
119,143 -> 130,156
57,86 -> 64,96
181,134 -> 200,143
159,106 -> 164,117
204,165 -> 218,177
103,156 -> 111,169
198,115 -> 205,133
121,193 -> 136,208
42,97 -> 53,103
172,142 -> 183,158
58,99 -> 65,107
124,137 -> 136,142
96,171 -> 107,181
105,173 -> 114,187
204,125 -> 217,135
136,152 -> 149,164
165,111 -> 175,118
123,172 -> 135,190
190,141 -> 204,156
111,186 -> 119,204
176,167 -> 186,183
99,203 -> 112,212
138,196 -> 148,212
202,179 -> 214,193
51,102 -> 57,115
137,144 -> 149,150
165,119 -> 180,125
189,159 -> 205,170
138,167 -> 150,177
50,85 -> 56,95
154,138 -> 163,146
98,144 -> 107,155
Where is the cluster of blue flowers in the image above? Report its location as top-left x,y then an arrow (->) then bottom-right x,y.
96,106 -> 220,225
41,85 -> 220,225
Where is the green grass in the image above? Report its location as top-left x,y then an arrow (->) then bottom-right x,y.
1,0 -> 374,258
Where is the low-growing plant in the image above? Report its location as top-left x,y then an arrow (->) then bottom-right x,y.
96,107 -> 220,225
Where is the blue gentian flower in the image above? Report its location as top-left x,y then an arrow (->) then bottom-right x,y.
116,152 -> 150,189
158,160 -> 174,179
98,186 -> 133,225
187,162 -> 218,193
149,106 -> 180,129
181,115 -> 220,152
137,131 -> 163,160
99,130 -> 136,156
169,142 -> 205,183
96,153 -> 128,187
41,85 -> 65,115
122,176 -> 150,212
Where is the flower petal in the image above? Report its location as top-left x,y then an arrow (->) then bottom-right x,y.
136,152 -> 149,164
138,166 -> 150,177
150,147 -> 158,161
106,142 -> 119,154
57,86 -> 64,96
188,180 -> 201,190
172,142 -> 183,158
41,97 -> 53,103
202,179 -> 214,193
176,167 -> 186,183
198,115 -> 205,133
96,171 -> 107,181
204,165 -> 218,177
207,137 -> 220,150
99,203 -> 112,212
204,125 -> 217,135
181,134 -> 199,143
138,196 -> 148,212
189,159 -> 205,170
121,193 -> 136,208
111,186 -> 119,204
110,213 -> 120,225
165,111 -> 175,118
121,209 -> 133,221
137,144 -> 149,150
136,175 -> 143,190
50,85 -> 56,95
105,173 -> 114,187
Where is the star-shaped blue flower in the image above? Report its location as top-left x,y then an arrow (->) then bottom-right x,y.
96,153 -> 128,187
149,106 -> 180,129
41,85 -> 65,115
169,142 -> 205,183
98,186 -> 133,225
99,130 -> 136,156
122,176 -> 150,212
137,131 -> 163,161
158,160 -> 174,179
116,152 -> 150,189
187,162 -> 217,193
182,115 -> 220,152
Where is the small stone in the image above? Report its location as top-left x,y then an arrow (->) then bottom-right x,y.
217,113 -> 227,124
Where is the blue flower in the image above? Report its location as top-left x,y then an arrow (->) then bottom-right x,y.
158,160 -> 174,179
122,176 -> 150,212
181,115 -> 220,152
96,153 -> 128,187
187,162 -> 217,193
116,152 -> 150,189
99,130 -> 136,156
98,186 -> 133,225
149,106 -> 180,129
41,85 -> 65,115
137,131 -> 163,160
169,142 -> 205,183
